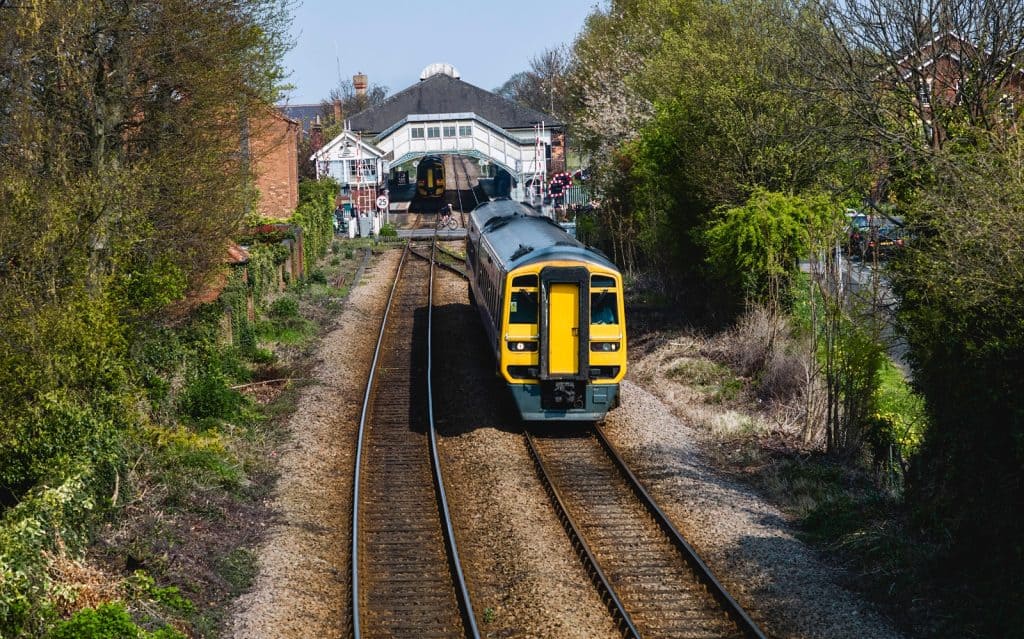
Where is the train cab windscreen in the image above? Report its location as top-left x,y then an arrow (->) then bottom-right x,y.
510,275 -> 539,324
591,275 -> 618,325
510,291 -> 538,324
591,292 -> 618,325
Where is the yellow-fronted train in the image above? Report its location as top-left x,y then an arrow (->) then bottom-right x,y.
413,154 -> 446,213
466,198 -> 627,421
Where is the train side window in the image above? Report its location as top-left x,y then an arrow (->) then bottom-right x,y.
591,292 -> 618,325
509,291 -> 538,324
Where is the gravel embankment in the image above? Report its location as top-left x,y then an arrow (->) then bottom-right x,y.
228,249 -> 400,639
603,378 -> 904,639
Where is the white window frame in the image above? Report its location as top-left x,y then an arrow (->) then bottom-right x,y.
427,126 -> 440,138
411,127 -> 425,139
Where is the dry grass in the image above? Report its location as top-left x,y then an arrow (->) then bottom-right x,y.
633,302 -> 828,450
44,537 -> 122,617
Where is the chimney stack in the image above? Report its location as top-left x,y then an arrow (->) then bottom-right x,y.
353,72 -> 368,98
310,115 -> 324,152
333,98 -> 342,124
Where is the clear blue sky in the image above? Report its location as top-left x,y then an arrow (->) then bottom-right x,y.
279,0 -> 605,105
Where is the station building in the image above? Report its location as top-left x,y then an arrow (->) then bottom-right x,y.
308,64 -> 564,216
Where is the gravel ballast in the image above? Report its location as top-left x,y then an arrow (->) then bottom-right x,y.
602,379 -> 904,639
229,242 -> 904,639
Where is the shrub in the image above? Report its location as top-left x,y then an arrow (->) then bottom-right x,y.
248,347 -> 276,365
177,371 -> 243,422
712,305 -> 809,401
0,468 -> 106,636
46,601 -> 185,639
47,602 -> 141,639
268,297 -> 298,319
379,223 -> 397,237
0,297 -> 132,498
153,426 -> 244,493
704,189 -> 836,305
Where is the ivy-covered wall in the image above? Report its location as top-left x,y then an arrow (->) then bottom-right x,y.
292,178 -> 338,273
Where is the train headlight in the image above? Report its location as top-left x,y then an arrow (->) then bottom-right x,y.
509,341 -> 538,352
590,342 -> 620,352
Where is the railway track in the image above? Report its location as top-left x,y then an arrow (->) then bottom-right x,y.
448,155 -> 481,227
351,240 -> 478,638
402,242 -> 763,637
409,243 -> 465,278
525,425 -> 767,639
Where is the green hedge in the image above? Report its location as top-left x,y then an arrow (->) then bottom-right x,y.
292,178 -> 338,274
0,467 -> 104,636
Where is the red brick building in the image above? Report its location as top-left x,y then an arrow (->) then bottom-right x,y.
250,109 -> 299,220
894,32 -> 1024,147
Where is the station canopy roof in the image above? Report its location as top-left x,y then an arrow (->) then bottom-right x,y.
347,71 -> 562,134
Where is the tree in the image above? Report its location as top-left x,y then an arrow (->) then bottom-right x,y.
323,77 -> 389,122
0,0 -> 292,498
704,189 -> 834,302
801,0 -> 1024,174
495,47 -> 571,121
800,1 -> 1024,631
564,0 -> 847,280
887,150 -> 1024,634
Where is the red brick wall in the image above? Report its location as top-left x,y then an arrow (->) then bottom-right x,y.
549,131 -> 567,174
251,111 -> 299,220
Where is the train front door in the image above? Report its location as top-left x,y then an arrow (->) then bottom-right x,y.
548,283 -> 579,375
540,266 -> 590,381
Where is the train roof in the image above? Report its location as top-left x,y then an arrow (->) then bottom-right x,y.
471,199 -> 619,273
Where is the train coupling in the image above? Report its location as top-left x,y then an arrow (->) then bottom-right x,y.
542,380 -> 587,410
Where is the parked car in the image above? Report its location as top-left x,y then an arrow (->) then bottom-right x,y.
845,209 -> 907,260
844,209 -> 873,256
864,221 -> 907,260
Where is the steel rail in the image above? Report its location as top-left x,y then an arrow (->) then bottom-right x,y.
593,424 -> 768,639
451,155 -> 480,228
524,430 -> 642,639
409,244 -> 466,279
427,238 -> 481,638
351,241 -> 410,638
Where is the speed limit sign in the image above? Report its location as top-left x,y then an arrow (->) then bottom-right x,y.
376,195 -> 389,210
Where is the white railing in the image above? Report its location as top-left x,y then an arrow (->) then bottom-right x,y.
379,116 -> 547,177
